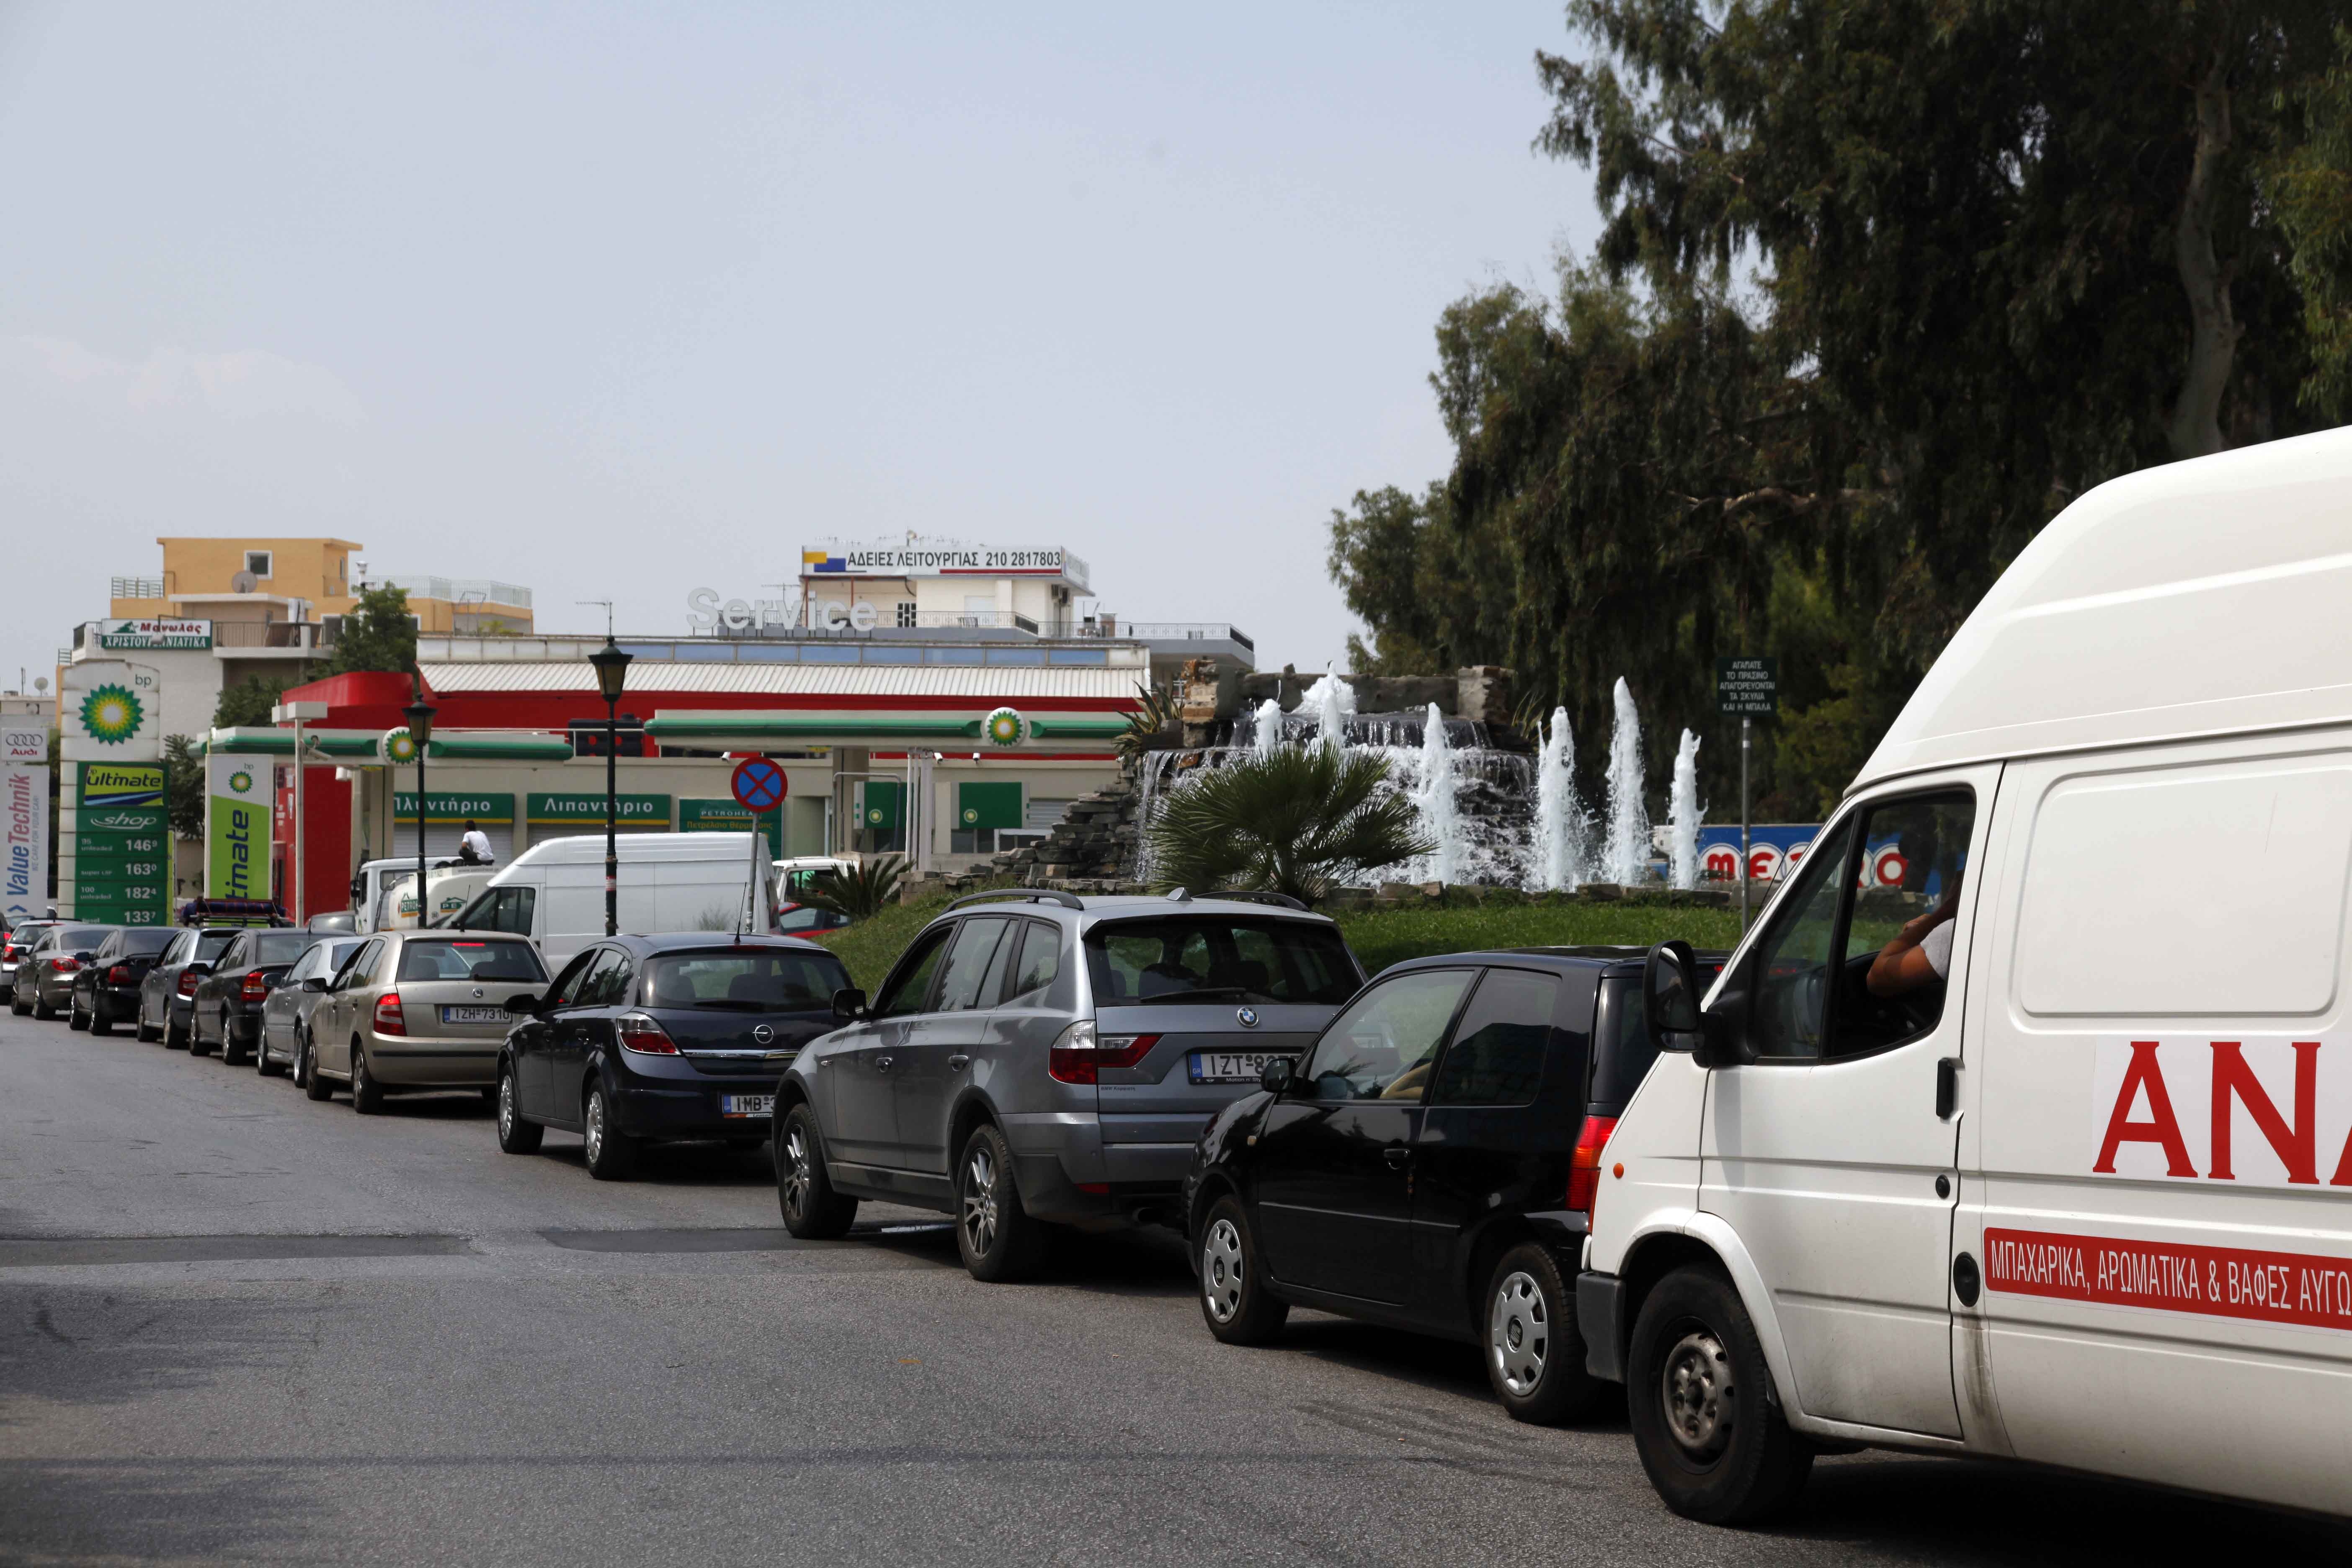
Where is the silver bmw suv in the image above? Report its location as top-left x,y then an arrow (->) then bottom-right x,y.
774,888 -> 1365,1280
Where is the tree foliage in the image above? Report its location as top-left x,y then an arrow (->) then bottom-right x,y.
323,584 -> 418,676
213,677 -> 292,730
802,856 -> 908,921
1146,748 -> 1434,906
162,734 -> 204,841
1331,2 -> 2349,817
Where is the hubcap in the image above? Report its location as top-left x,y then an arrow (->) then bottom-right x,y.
498,1075 -> 514,1136
1488,1270 -> 1549,1397
961,1145 -> 999,1257
782,1126 -> 811,1219
1202,1217 -> 1247,1323
1660,1329 -> 1734,1462
586,1096 -> 605,1163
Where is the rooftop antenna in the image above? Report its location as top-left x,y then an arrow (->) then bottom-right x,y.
577,599 -> 614,637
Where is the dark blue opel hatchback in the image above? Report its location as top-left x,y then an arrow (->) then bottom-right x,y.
494,933 -> 851,1180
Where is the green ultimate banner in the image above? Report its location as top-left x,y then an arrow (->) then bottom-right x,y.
680,797 -> 782,856
76,762 -> 170,923
205,753 -> 271,904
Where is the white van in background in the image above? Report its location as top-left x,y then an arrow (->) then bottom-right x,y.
353,856 -> 477,934
1580,425 -> 2352,1524
450,832 -> 778,967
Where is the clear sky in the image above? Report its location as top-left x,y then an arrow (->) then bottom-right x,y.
0,1 -> 1598,694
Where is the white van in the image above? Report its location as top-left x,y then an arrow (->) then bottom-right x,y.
1580,426 -> 2352,1524
449,832 -> 777,967
352,856 -> 477,934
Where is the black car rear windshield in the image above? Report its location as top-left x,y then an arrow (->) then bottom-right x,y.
117,928 -> 176,955
196,932 -> 239,960
1595,965 -> 1724,1111
1084,917 -> 1359,1007
642,949 -> 848,1012
397,939 -> 548,983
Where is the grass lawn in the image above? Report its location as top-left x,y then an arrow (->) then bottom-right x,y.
814,888 -> 1749,990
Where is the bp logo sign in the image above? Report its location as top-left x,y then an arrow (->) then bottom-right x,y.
961,806 -> 980,825
382,727 -> 418,764
229,769 -> 255,795
79,684 -> 144,746
983,707 -> 1027,747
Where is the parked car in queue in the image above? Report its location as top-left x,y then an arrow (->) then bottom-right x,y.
10,924 -> 115,1021
69,926 -> 178,1035
189,928 -> 324,1063
137,927 -> 245,1048
303,931 -> 549,1113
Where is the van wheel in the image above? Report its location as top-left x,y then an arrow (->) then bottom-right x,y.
775,1105 -> 855,1237
350,1045 -> 384,1114
1626,1265 -> 1813,1524
582,1086 -> 637,1179
954,1123 -> 1046,1282
1197,1195 -> 1287,1344
1483,1242 -> 1599,1425
301,1031 -> 334,1101
496,1067 -> 542,1154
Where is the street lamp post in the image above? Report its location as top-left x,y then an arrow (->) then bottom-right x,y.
587,637 -> 633,937
402,681 -> 438,932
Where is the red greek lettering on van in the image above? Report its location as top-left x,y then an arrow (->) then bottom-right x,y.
2089,1037 -> 2352,1189
1985,1227 -> 2352,1332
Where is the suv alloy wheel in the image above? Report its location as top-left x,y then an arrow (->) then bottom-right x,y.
1625,1265 -> 1813,1524
776,1104 -> 856,1238
954,1123 -> 1047,1282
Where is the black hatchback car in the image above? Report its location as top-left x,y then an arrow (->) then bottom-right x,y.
70,926 -> 178,1034
1183,946 -> 1723,1425
189,928 -> 320,1063
495,934 -> 853,1181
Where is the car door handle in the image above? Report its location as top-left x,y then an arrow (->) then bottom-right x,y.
946,1055 -> 969,1072
1382,1146 -> 1411,1168
874,1054 -> 894,1071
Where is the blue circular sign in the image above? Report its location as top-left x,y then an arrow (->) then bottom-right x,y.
731,757 -> 787,812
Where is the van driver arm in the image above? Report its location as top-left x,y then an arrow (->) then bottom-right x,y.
1867,907 -> 1955,997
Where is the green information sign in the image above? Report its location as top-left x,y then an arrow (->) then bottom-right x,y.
393,791 -> 516,823
76,761 -> 171,924
680,797 -> 782,855
860,780 -> 903,831
526,792 -> 671,827
957,781 -> 1023,831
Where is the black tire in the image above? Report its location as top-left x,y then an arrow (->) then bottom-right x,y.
10,987 -> 28,1016
1626,1264 -> 1813,1525
350,1044 -> 384,1114
34,990 -> 57,1021
954,1122 -> 1047,1282
165,1011 -> 189,1050
1483,1242 -> 1600,1425
495,1066 -> 542,1154
187,1009 -> 213,1055
301,1031 -> 333,1101
775,1104 -> 856,1238
1197,1194 -> 1289,1344
89,998 -> 113,1036
135,1002 -> 159,1042
256,1026 -> 282,1075
220,1014 -> 250,1066
582,1084 -> 637,1179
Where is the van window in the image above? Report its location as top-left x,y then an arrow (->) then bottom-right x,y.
1429,968 -> 1558,1106
2017,760 -> 2352,1016
1836,792 -> 1975,1054
459,886 -> 537,936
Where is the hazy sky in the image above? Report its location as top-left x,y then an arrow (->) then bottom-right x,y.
0,2 -> 1599,693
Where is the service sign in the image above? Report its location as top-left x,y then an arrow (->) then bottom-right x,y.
77,761 -> 168,923
96,618 -> 212,651
204,753 -> 268,903
1,725 -> 48,921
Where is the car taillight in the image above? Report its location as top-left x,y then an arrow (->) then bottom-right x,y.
49,956 -> 79,973
373,992 -> 406,1036
241,969 -> 270,1001
178,970 -> 201,996
617,1013 -> 678,1055
108,965 -> 133,984
1566,1115 -> 1618,1217
1047,1021 -> 1160,1086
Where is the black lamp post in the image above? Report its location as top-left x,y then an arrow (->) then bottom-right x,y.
587,636 -> 633,936
402,680 -> 438,931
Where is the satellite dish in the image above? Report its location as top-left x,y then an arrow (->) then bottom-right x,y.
230,571 -> 258,593
34,677 -> 49,694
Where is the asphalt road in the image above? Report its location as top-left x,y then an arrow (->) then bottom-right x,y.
2,1005 -> 2346,1566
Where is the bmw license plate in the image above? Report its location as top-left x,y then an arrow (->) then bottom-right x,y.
442,1005 -> 508,1024
1189,1051 -> 1288,1085
720,1093 -> 775,1119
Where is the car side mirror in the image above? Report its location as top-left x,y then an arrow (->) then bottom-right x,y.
503,993 -> 543,1015
1643,940 -> 1711,1061
302,976 -> 329,993
1259,1057 -> 1294,1095
832,987 -> 868,1021
186,961 -> 212,977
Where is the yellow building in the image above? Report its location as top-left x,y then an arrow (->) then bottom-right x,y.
108,538 -> 533,635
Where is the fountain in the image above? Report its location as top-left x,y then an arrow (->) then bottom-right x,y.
1413,701 -> 1460,885
1668,728 -> 1703,890
1294,666 -> 1357,750
1532,707 -> 1588,891
1252,699 -> 1282,756
1604,678 -> 1649,885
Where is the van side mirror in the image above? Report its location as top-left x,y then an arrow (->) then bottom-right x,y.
1259,1057 -> 1294,1095
832,987 -> 868,1021
1643,941 -> 1710,1060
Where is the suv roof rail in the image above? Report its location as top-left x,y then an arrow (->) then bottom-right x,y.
1210,890 -> 1311,912
946,888 -> 1087,913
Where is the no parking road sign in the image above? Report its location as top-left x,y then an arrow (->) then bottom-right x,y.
730,757 -> 788,812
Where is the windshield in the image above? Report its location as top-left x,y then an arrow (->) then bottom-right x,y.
118,928 -> 176,955
396,938 -> 548,983
1084,917 -> 1360,1008
252,932 -> 314,965
56,926 -> 113,949
642,949 -> 848,1012
196,932 -> 240,960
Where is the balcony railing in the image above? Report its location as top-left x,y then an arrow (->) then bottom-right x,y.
109,576 -> 165,600
379,575 -> 533,609
211,621 -> 321,651
1085,622 -> 1255,651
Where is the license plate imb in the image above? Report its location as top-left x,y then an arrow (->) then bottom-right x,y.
721,1093 -> 775,1118
442,1005 -> 508,1024
1189,1051 -> 1288,1085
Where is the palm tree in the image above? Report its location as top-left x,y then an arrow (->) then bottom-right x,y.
1114,681 -> 1176,761
799,856 -> 907,921
1146,747 -> 1432,906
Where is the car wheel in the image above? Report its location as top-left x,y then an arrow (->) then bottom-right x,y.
220,1013 -> 249,1066
1626,1265 -> 1813,1525
135,1001 -> 159,1042
10,986 -> 28,1016
165,1010 -> 189,1049
582,1085 -> 637,1179
1197,1194 -> 1288,1344
256,1026 -> 282,1075
954,1122 -> 1046,1282
350,1044 -> 384,1114
495,1066 -> 543,1154
775,1104 -> 856,1238
188,1008 -> 213,1055
34,989 -> 57,1021
301,1030 -> 334,1101
75,995 -> 97,1032
1483,1242 -> 1598,1425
